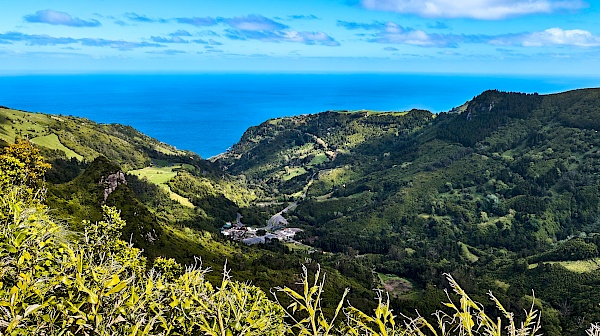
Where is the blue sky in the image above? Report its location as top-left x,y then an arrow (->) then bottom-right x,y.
1,0 -> 599,74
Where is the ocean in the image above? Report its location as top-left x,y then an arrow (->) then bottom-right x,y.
0,73 -> 598,158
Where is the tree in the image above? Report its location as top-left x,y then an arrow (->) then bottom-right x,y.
0,139 -> 50,189
0,140 -> 51,218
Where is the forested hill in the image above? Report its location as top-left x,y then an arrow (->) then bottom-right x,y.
0,105 -> 379,314
3,88 -> 600,334
215,88 -> 600,334
0,106 -> 247,272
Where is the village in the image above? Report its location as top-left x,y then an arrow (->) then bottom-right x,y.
221,203 -> 303,245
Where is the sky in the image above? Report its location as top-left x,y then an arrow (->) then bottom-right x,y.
1,0 -> 599,75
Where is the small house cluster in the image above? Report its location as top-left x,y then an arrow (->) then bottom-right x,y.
221,221 -> 302,245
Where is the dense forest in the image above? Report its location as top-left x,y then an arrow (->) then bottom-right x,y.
2,88 -> 600,335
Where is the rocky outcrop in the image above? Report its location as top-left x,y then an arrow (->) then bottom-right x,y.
99,171 -> 127,203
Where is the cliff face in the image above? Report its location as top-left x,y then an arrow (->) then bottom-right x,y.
100,171 -> 127,202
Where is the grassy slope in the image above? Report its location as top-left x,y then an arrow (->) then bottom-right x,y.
217,89 -> 600,251
528,258 -> 600,273
0,107 -> 193,170
0,107 -> 241,268
0,108 -> 54,143
129,165 -> 194,208
31,133 -> 84,160
214,109 -> 434,198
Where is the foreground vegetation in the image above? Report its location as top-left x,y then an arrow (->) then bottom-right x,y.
1,140 -> 582,336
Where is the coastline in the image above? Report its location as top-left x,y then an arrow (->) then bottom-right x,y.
0,73 -> 598,158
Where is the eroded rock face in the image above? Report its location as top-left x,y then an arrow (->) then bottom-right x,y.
99,171 -> 127,202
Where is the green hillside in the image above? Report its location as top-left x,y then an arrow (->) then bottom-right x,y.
4,88 -> 600,334
0,107 -> 184,170
0,106 -> 376,314
215,88 -> 600,335
0,142 -> 547,335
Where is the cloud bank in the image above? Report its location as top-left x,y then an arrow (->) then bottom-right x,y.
493,27 -> 600,47
368,22 -> 461,47
359,0 -> 588,19
146,49 -> 186,55
223,15 -> 340,46
287,14 -> 319,20
125,12 -> 169,23
339,20 -> 600,48
338,20 -> 462,47
150,36 -> 189,43
99,12 -> 338,47
222,14 -> 288,31
0,31 -> 163,50
175,17 -> 218,27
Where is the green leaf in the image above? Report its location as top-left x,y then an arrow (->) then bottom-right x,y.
24,303 -> 43,317
105,274 -> 120,289
88,293 -> 99,305
106,281 -> 128,296
283,287 -> 304,300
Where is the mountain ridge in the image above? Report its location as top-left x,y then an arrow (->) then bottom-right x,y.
214,87 -> 600,334
3,87 -> 600,334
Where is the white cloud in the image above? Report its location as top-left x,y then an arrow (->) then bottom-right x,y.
492,28 -> 600,47
523,28 -> 600,47
222,15 -> 288,31
225,28 -> 340,46
282,31 -> 340,46
372,23 -> 450,46
222,15 -> 340,46
24,9 -> 101,27
338,21 -> 462,47
360,0 -> 587,20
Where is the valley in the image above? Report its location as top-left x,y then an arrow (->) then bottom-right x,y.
2,88 -> 600,334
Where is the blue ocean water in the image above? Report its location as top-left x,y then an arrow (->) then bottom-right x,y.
0,73 -> 598,158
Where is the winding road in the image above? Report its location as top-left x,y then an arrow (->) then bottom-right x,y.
265,201 -> 297,230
